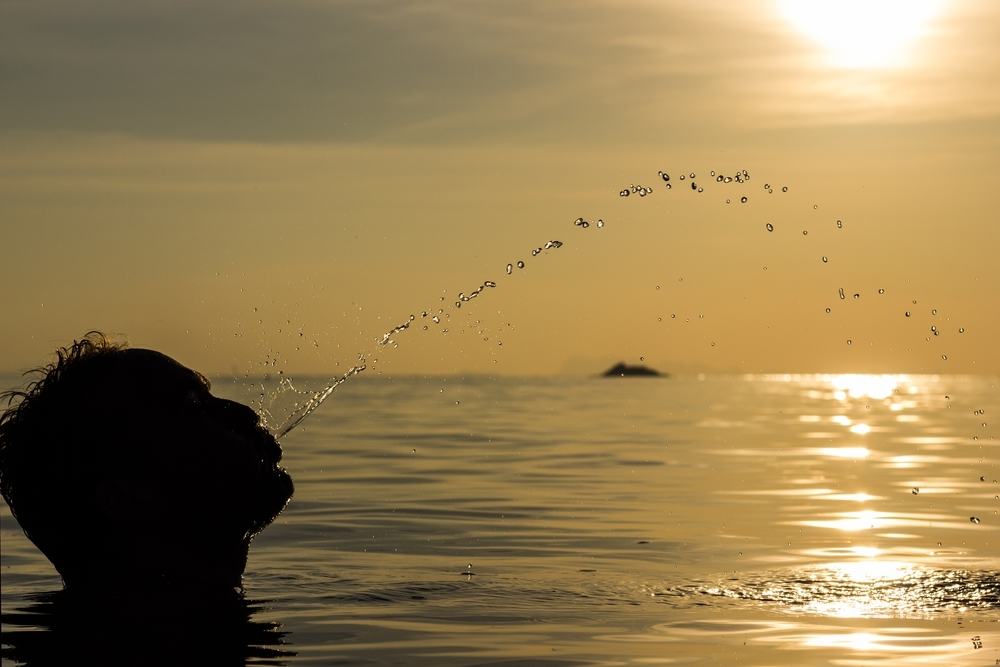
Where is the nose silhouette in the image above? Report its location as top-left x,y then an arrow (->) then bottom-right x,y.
211,398 -> 283,464
210,397 -> 259,427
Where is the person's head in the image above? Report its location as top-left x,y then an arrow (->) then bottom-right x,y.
0,332 -> 293,593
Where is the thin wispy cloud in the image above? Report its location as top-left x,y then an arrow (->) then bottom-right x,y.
4,0 -> 995,144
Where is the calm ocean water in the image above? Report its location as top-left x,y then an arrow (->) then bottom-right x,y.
2,373 -> 998,665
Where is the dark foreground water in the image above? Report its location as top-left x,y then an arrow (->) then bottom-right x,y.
2,374 -> 998,665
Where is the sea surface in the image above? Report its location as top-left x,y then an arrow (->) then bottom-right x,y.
2,373 -> 998,666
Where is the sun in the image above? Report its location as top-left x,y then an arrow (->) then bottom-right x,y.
776,0 -> 946,69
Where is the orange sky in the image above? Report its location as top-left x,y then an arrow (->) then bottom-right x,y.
2,0 -> 999,376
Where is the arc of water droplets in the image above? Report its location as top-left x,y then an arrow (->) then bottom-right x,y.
269,169 -> 780,438
269,164 -> 968,439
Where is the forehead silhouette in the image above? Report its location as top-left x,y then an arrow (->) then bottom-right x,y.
85,348 -> 206,397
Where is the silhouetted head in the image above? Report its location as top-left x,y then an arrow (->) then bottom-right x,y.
0,332 -> 293,593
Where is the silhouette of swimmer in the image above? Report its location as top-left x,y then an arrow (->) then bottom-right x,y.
0,332 -> 294,594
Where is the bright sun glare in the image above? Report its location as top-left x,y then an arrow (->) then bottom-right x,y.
777,0 -> 946,69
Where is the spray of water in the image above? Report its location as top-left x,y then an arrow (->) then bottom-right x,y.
260,167 -> 777,438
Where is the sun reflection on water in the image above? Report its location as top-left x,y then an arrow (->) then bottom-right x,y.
675,372 -> 999,663
817,446 -> 870,459
688,558 -> 999,619
826,374 -> 909,401
709,374 -> 998,619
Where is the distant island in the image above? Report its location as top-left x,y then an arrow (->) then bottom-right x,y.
601,362 -> 666,378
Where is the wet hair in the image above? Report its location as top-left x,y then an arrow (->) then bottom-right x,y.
0,331 -> 126,578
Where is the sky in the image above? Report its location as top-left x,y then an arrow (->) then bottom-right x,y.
2,0 -> 999,377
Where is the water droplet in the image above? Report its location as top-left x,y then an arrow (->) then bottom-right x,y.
970,516 -> 981,524
911,487 -> 920,495
740,196 -> 748,203
766,223 -> 774,232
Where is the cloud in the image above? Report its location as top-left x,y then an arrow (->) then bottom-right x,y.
0,0 -> 777,142
1,0 -> 997,144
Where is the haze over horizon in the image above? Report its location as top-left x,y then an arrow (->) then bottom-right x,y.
3,0 -> 999,378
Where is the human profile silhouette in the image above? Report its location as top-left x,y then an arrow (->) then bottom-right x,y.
0,332 -> 294,594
